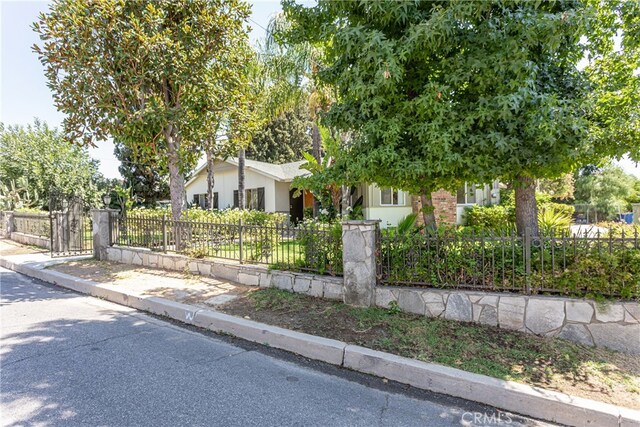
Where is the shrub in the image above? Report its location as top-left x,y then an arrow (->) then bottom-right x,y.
596,222 -> 640,238
540,202 -> 575,219
465,205 -> 515,231
296,218 -> 343,275
127,207 -> 288,226
538,206 -> 572,236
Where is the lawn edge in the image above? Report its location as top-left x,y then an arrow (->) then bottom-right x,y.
2,254 -> 638,427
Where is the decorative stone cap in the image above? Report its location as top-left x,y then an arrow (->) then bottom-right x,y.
341,220 -> 381,225
90,208 -> 119,213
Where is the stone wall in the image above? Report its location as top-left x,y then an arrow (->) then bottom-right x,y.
105,246 -> 344,301
8,232 -> 51,249
375,286 -> 640,354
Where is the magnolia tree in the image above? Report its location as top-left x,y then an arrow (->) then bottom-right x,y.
283,0 -> 639,235
33,0 -> 251,220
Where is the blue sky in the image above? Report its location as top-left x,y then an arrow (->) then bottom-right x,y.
1,0 -> 283,179
1,1 -> 638,179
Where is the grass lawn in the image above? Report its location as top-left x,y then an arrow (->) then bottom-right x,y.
218,288 -> 640,409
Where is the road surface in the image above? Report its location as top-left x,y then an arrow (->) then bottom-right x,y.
0,267 -> 551,426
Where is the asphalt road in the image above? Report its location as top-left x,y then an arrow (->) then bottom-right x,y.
0,267 -> 552,427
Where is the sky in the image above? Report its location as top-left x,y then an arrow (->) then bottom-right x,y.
1,0 -> 639,180
0,0 -> 283,179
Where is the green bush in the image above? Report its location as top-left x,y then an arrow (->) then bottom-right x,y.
538,206 -> 572,236
128,207 -> 288,226
295,218 -> 343,275
381,226 -> 640,300
465,205 -> 515,230
540,202 -> 574,219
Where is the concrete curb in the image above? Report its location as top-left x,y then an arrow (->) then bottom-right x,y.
2,255 -> 639,427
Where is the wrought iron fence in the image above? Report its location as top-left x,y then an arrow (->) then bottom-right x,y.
13,212 -> 51,238
111,214 -> 343,276
378,226 -> 640,298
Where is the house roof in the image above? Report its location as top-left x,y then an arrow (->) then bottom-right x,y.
185,158 -> 310,187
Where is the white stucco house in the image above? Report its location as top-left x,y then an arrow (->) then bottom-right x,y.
185,158 -> 499,225
185,158 -> 312,221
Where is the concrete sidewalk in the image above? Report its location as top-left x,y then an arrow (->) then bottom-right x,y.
1,239 -> 638,427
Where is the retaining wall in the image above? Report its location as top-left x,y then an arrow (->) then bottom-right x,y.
376,287 -> 640,354
105,246 -> 344,301
103,244 -> 639,354
9,232 -> 51,249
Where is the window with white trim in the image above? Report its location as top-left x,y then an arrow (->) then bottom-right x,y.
456,183 -> 477,204
380,188 -> 403,206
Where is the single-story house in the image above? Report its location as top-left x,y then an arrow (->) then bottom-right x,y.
185,158 -> 313,222
185,158 -> 499,226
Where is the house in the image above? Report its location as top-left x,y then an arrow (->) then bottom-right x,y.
185,158 -> 312,222
350,183 -> 499,227
185,158 -> 499,226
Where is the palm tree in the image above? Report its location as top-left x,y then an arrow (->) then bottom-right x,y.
265,14 -> 334,216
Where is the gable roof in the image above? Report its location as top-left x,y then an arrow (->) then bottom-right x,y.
186,158 -> 310,187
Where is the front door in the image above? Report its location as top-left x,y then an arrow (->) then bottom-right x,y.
289,189 -> 304,224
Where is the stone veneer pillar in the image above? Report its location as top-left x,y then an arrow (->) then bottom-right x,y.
2,211 -> 14,237
632,203 -> 640,225
92,209 -> 117,260
342,220 -> 380,307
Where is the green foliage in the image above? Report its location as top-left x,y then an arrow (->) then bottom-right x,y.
538,207 -> 572,236
292,126 -> 348,219
381,227 -> 640,300
538,174 -> 575,201
574,163 -> 639,219
283,1 -> 604,190
396,213 -> 419,236
584,1 -> 640,162
0,178 -> 41,211
465,205 -> 515,232
33,0 -> 252,219
247,107 -> 312,164
0,120 -> 102,209
295,218 -> 343,274
553,251 -> 640,300
129,207 -> 288,226
114,142 -> 169,207
597,222 -> 640,238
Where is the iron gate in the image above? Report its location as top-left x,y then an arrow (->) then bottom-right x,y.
49,191 -> 94,257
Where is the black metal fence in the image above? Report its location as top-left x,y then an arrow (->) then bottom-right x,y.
13,212 -> 50,238
111,214 -> 343,276
378,227 -> 640,298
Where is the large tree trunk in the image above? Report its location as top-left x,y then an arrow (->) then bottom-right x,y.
420,190 -> 437,230
515,175 -> 539,236
165,125 -> 184,222
311,123 -> 321,217
237,147 -> 245,210
206,148 -> 215,211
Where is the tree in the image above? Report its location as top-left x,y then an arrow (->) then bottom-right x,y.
584,1 -> 640,162
537,174 -> 575,202
247,107 -> 313,164
283,0 -> 637,235
574,163 -> 638,220
33,0 -> 251,220
0,120 -> 102,208
113,141 -> 169,207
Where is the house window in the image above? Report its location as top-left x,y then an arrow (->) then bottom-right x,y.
380,188 -> 402,206
233,187 -> 265,210
457,183 -> 477,204
192,193 -> 218,209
